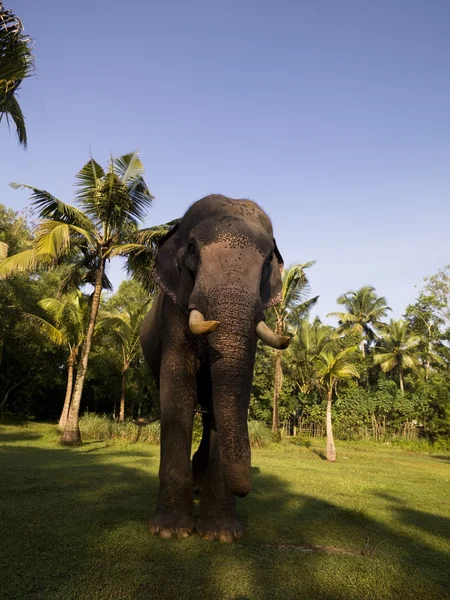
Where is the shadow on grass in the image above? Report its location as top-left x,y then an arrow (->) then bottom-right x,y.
432,454 -> 450,463
0,428 -> 42,443
0,441 -> 449,600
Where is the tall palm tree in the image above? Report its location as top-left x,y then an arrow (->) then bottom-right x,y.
314,347 -> 359,462
99,299 -> 151,422
328,285 -> 391,356
373,319 -> 421,393
24,292 -> 88,430
0,3 -> 34,146
270,262 -> 318,431
0,152 -> 155,443
285,318 -> 331,395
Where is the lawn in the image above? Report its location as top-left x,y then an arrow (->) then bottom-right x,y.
0,423 -> 449,600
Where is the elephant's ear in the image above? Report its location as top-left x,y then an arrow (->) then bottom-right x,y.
261,238 -> 284,309
152,223 -> 181,303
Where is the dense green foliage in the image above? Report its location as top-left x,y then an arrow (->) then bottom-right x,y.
1,422 -> 449,600
0,201 -> 449,448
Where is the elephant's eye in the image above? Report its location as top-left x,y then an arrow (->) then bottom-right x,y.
185,241 -> 198,272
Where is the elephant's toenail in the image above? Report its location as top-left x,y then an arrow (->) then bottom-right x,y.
201,531 -> 216,542
178,528 -> 191,538
159,528 -> 173,539
218,530 -> 234,544
149,524 -> 160,536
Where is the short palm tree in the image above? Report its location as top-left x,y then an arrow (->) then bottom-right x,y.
314,347 -> 359,462
270,262 -> 318,431
328,286 -> 391,356
99,299 -> 151,422
24,291 -> 88,430
0,152 -> 155,443
373,319 -> 421,393
0,3 -> 34,146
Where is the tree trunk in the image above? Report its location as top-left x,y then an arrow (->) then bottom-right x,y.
326,387 -> 336,462
360,339 -> 365,357
61,259 -> 105,445
119,368 -> 127,422
272,350 -> 282,432
58,346 -> 78,431
399,366 -> 404,393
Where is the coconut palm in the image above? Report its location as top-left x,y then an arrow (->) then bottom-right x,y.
24,291 -> 88,430
314,346 -> 359,462
285,318 -> 332,395
0,152 -> 155,443
99,299 -> 151,422
0,3 -> 34,146
373,319 -> 422,393
327,286 -> 391,356
270,262 -> 318,431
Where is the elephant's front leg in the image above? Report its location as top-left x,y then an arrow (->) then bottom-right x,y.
150,346 -> 197,539
196,427 -> 244,543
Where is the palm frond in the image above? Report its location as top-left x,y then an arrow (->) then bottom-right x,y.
1,94 -> 27,145
74,158 -> 105,202
22,313 -> 65,345
0,248 -> 36,278
34,222 -> 71,259
0,241 -> 8,259
10,183 -> 95,233
282,262 -> 315,310
106,243 -> 147,259
38,297 -> 63,319
113,152 -> 144,182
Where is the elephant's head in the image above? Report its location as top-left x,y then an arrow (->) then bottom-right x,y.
152,195 -> 289,496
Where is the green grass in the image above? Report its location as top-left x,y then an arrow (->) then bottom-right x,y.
1,423 -> 449,600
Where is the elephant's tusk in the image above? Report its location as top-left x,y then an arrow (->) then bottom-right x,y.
255,321 -> 290,350
189,310 -> 220,335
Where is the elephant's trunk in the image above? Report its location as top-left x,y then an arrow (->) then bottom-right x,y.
205,292 -> 257,497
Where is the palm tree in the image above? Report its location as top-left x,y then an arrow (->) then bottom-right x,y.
270,262 -> 318,431
24,292 -> 88,430
373,319 -> 421,393
328,286 -> 391,356
314,347 -> 359,462
99,299 -> 151,422
0,152 -> 155,443
285,318 -> 331,395
0,3 -> 34,146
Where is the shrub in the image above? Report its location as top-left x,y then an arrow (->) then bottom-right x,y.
138,421 -> 160,444
248,420 -> 272,448
79,413 -> 112,440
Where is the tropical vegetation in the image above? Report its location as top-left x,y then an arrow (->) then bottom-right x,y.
0,187 -> 449,456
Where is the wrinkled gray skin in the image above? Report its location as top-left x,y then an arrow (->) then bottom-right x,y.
140,195 -> 284,542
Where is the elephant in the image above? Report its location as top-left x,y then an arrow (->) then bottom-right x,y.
140,194 -> 290,543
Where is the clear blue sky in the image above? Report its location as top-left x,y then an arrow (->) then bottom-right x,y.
1,0 -> 449,322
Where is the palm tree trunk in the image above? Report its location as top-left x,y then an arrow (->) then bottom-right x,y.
272,350 -> 282,432
61,259 -> 105,444
326,387 -> 336,462
360,339 -> 365,357
399,366 -> 404,393
58,346 -> 78,431
119,368 -> 127,422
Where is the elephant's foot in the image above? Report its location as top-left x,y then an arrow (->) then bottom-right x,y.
149,512 -> 194,540
196,515 -> 244,543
